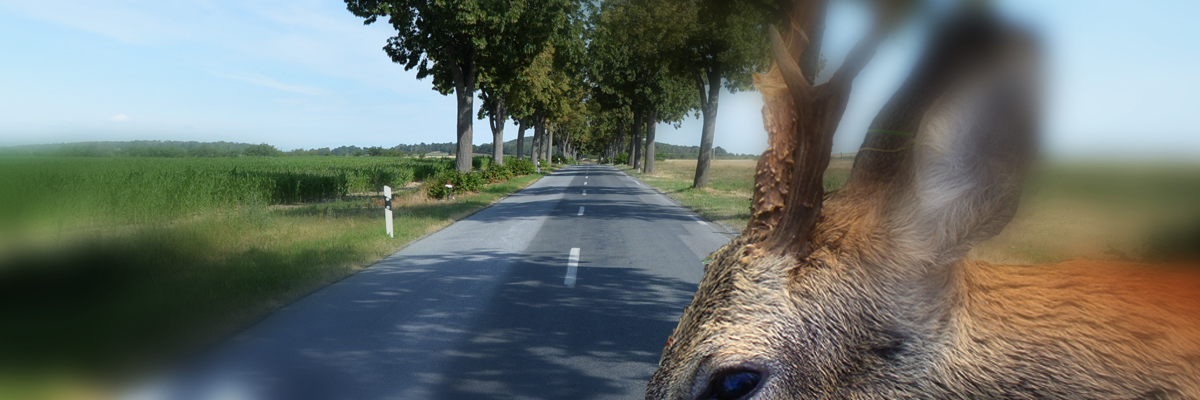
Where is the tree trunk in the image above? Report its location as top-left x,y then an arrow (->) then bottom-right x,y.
532,110 -> 545,166
631,109 -> 644,170
616,121 -> 626,164
490,93 -> 506,165
516,117 -> 527,160
450,47 -> 477,172
693,64 -> 722,188
532,133 -> 541,165
628,113 -> 638,167
644,109 -> 658,174
547,125 -> 555,162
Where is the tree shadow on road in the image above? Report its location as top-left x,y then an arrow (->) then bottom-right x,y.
163,248 -> 699,400
428,251 -> 696,400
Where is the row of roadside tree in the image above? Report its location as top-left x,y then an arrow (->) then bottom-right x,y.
344,0 -> 782,188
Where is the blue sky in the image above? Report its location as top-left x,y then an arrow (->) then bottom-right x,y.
0,0 -> 1197,157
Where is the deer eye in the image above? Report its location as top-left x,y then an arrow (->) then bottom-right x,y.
708,370 -> 761,400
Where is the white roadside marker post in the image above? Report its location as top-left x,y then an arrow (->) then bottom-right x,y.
383,185 -> 394,238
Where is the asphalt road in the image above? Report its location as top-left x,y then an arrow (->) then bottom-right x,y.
129,164 -> 734,400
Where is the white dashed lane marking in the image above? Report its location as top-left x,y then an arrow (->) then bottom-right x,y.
564,248 -> 581,288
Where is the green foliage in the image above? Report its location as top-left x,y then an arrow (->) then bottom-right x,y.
613,152 -> 629,165
0,171 -> 547,396
347,0 -> 577,94
677,0 -> 773,93
653,142 -> 755,159
346,0 -> 580,172
411,158 -> 455,181
471,155 -> 496,170
125,146 -> 187,158
0,157 -> 454,230
427,157 -> 538,199
425,170 -> 487,199
243,143 -> 283,157
1,141 -> 263,158
551,154 -> 578,165
587,0 -> 698,132
481,163 -> 515,182
509,158 -> 537,175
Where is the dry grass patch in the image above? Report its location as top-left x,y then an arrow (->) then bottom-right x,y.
624,157 -> 1200,266
625,157 -> 854,232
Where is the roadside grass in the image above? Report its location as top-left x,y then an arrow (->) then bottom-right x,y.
623,158 -> 1200,265
621,157 -> 853,231
0,167 -> 550,400
970,161 -> 1200,264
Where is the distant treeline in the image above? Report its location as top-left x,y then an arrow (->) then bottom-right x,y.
651,142 -> 755,160
298,141 -> 756,159
1,141 -> 263,158
1,139 -> 756,159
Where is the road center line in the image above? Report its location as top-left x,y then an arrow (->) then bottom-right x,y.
582,190 -> 587,196
564,248 -> 581,288
578,206 -> 584,216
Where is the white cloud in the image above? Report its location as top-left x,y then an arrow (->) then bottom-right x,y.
110,114 -> 131,122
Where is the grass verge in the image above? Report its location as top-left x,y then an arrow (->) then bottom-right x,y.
622,158 -> 1200,265
0,170 -> 551,400
619,158 -> 852,232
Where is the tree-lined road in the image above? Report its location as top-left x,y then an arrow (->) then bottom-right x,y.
133,165 -> 733,400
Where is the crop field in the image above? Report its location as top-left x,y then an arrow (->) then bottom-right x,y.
0,156 -> 459,231
0,156 -> 548,399
627,158 -> 1200,265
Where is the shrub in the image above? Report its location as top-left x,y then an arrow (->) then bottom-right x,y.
481,163 -> 515,182
613,153 -> 629,164
426,169 -> 487,199
424,158 -> 538,199
509,159 -> 536,175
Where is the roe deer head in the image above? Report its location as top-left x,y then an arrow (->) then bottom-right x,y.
647,6 -> 1200,400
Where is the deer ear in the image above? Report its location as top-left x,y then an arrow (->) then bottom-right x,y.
887,43 -> 1040,266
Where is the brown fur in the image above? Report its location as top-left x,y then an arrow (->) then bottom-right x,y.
647,9 -> 1200,400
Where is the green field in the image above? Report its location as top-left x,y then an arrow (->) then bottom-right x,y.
0,155 -> 550,399
0,156 -> 461,232
625,158 -> 1200,265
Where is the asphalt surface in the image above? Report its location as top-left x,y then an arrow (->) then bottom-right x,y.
129,164 -> 734,400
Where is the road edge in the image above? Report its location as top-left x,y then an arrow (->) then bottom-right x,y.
613,166 -> 742,239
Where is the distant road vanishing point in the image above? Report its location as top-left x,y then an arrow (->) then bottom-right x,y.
128,164 -> 732,400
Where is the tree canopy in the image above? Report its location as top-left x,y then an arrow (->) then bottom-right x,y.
346,0 -> 781,175
346,0 -> 578,171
